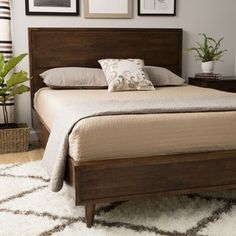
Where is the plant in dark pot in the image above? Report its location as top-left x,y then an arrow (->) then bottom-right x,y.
0,53 -> 30,154
188,33 -> 227,73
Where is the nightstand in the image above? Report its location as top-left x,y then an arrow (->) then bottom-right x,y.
189,76 -> 236,93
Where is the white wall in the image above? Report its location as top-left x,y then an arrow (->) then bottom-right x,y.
11,0 -> 236,126
235,51 -> 236,76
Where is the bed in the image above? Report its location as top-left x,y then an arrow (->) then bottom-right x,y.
29,28 -> 236,228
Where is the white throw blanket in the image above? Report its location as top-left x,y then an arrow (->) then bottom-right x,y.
42,88 -> 236,192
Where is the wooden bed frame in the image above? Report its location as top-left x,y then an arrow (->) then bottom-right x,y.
28,28 -> 236,228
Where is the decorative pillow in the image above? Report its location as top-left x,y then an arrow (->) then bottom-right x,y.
98,59 -> 155,92
40,67 -> 108,89
145,66 -> 185,86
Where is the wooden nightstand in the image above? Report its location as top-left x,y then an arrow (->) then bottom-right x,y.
189,76 -> 236,93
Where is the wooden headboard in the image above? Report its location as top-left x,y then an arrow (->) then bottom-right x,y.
28,28 -> 182,105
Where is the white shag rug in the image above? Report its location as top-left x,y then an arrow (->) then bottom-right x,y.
1,161 -> 236,236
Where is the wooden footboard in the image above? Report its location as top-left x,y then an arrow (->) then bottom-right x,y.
66,151 -> 236,206
65,150 -> 236,227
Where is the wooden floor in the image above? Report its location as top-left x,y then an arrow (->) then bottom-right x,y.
0,143 -> 44,164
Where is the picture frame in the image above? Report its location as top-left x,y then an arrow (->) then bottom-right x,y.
84,0 -> 132,19
138,0 -> 176,16
25,0 -> 79,16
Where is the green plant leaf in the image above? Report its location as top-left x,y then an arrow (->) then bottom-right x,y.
0,54 -> 4,71
8,84 -> 30,98
207,37 -> 217,44
188,47 -> 204,60
0,53 -> 27,79
0,54 -> 4,84
5,71 -> 30,90
0,89 -> 6,96
188,34 -> 226,62
0,53 -> 29,126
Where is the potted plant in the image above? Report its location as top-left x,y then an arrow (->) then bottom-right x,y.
0,53 -> 30,153
188,33 -> 227,73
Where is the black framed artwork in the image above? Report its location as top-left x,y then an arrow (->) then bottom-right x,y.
138,0 -> 176,16
25,0 -> 79,16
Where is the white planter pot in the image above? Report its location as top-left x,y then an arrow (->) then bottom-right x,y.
201,61 -> 215,73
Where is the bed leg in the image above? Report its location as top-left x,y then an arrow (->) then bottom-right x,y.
85,204 -> 95,228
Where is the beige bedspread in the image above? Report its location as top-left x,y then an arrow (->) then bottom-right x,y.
35,85 -> 236,162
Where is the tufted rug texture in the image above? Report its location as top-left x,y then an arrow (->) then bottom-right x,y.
1,161 -> 236,236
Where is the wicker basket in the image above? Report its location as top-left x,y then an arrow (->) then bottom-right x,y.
0,123 -> 29,154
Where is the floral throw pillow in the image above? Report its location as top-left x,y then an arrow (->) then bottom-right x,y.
98,59 -> 155,92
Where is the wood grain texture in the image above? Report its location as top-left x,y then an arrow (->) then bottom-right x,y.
28,28 -> 182,105
189,77 -> 236,93
0,143 -> 43,164
32,110 -> 49,148
71,150 -> 236,204
85,204 -> 95,228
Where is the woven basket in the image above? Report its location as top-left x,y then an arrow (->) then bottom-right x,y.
0,123 -> 29,154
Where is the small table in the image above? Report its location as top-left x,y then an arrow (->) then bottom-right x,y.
189,76 -> 236,93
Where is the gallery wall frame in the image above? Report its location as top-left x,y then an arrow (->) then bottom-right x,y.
25,0 -> 79,16
138,0 -> 176,16
84,0 -> 132,19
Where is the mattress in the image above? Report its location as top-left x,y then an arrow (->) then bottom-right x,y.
34,86 -> 236,161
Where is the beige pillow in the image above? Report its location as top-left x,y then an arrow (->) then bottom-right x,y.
98,59 -> 155,92
145,66 -> 185,86
40,67 -> 108,89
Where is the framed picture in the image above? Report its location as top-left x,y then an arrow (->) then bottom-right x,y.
138,0 -> 176,16
25,0 -> 79,16
84,0 -> 132,18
